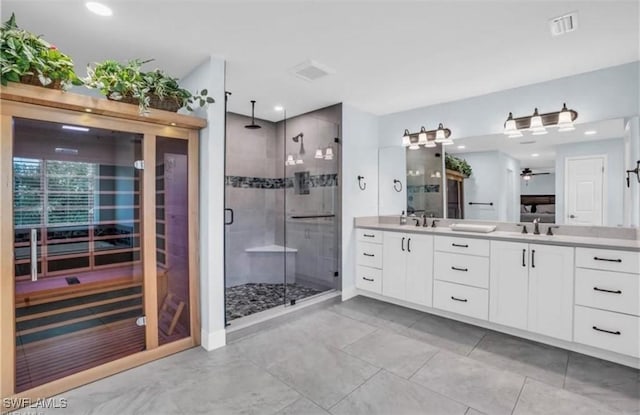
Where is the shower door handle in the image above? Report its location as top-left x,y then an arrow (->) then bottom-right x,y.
30,228 -> 38,282
224,208 -> 234,225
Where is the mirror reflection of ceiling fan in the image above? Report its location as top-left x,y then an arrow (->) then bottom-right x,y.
521,168 -> 550,185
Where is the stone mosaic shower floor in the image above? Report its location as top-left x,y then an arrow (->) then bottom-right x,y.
226,283 -> 324,321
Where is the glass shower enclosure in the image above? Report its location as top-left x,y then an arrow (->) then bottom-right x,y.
224,103 -> 341,323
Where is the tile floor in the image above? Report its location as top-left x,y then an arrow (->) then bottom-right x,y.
37,296 -> 639,415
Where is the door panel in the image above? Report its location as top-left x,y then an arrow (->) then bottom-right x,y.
528,244 -> 574,341
566,157 -> 604,225
405,234 -> 433,306
489,241 -> 529,330
382,232 -> 407,300
12,118 -> 146,392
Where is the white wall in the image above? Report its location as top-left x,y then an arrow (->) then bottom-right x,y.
180,56 -> 227,351
555,138 -> 625,227
521,174 -> 556,195
341,105 -> 379,299
378,146 -> 406,215
379,62 -> 640,147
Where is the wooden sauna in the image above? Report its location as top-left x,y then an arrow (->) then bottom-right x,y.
0,84 -> 204,405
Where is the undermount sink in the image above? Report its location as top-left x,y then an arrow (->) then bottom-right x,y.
449,223 -> 497,233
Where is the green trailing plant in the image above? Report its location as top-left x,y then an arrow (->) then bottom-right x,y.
445,153 -> 472,178
84,59 -> 214,114
0,13 -> 81,89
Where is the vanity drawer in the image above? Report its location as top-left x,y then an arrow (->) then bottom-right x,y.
435,236 -> 490,257
433,280 -> 488,320
357,229 -> 383,244
575,268 -> 640,316
357,242 -> 382,269
574,305 -> 640,358
434,252 -> 489,289
356,265 -> 382,294
576,248 -> 640,274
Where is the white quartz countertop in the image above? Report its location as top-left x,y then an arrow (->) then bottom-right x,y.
356,223 -> 640,252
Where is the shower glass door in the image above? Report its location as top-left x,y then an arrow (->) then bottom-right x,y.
12,118 -> 146,392
284,116 -> 340,305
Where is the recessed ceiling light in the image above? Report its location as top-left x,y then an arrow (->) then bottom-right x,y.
170,122 -> 176,126
584,130 -> 597,136
457,145 -> 466,149
531,153 -> 540,157
274,105 -> 284,111
86,2 -> 112,16
84,108 -> 92,112
62,125 -> 90,132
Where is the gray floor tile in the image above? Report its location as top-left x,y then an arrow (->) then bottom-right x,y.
266,342 -> 379,409
330,370 -> 468,415
399,313 -> 487,356
287,309 -> 377,349
275,397 -> 330,415
564,352 -> 640,414
168,358 -> 300,415
468,332 -> 569,387
513,378 -> 621,415
331,296 -> 424,332
410,351 -> 525,415
344,329 -> 438,378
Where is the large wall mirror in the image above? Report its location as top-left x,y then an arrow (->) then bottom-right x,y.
379,116 -> 640,228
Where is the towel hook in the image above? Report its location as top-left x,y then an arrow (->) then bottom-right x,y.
393,179 -> 403,192
357,175 -> 367,191
626,160 -> 640,188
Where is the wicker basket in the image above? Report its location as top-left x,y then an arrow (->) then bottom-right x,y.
108,94 -> 182,113
19,74 -> 63,90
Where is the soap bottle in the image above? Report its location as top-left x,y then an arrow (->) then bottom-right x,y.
400,210 -> 407,225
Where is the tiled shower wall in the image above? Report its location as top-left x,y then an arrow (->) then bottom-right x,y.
225,105 -> 341,291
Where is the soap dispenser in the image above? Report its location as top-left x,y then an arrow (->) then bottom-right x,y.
400,210 -> 407,225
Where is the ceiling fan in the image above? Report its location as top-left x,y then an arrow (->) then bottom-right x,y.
521,168 -> 550,184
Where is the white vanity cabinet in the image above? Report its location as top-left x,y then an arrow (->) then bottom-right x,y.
382,232 -> 434,306
489,241 -> 574,340
573,248 -> 640,357
355,229 -> 384,294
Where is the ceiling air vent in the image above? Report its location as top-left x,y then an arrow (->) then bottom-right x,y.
291,60 -> 335,82
549,11 -> 578,37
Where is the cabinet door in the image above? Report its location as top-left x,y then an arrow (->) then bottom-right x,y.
405,234 -> 434,306
528,244 -> 575,341
489,241 -> 529,330
382,232 -> 407,300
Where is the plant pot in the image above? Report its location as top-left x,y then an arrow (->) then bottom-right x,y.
19,74 -> 62,90
108,94 -> 182,113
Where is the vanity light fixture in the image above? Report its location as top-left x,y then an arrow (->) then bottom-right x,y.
401,124 -> 452,148
503,103 -> 578,137
324,147 -> 334,160
295,156 -> 304,165
314,149 -> 324,159
285,154 -> 295,166
430,170 -> 441,178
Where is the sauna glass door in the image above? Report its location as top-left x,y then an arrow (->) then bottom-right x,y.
13,118 -> 146,392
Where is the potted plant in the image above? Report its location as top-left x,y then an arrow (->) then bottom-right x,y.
445,153 -> 472,178
0,13 -> 81,89
84,59 -> 214,114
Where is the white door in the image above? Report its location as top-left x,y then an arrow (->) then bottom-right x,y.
405,234 -> 434,306
528,244 -> 574,341
566,156 -> 605,225
489,241 -> 529,330
382,232 -> 407,300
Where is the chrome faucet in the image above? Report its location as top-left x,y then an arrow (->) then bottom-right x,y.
533,218 -> 541,235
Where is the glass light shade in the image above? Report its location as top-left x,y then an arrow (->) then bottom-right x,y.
402,129 -> 411,147
430,170 -> 441,178
504,117 -> 519,136
523,175 -> 531,181
557,104 -> 575,132
531,128 -> 548,136
508,130 -> 523,138
408,170 -> 414,176
440,138 -> 454,146
415,170 -> 421,176
324,147 -> 334,160
434,130 -> 445,143
424,140 -> 436,148
295,157 -> 304,164
286,154 -> 295,166
529,108 -> 546,134
314,148 -> 323,159
418,128 -> 428,145
408,143 -> 420,150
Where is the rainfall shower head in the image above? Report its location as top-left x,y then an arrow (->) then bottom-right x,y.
244,100 -> 262,129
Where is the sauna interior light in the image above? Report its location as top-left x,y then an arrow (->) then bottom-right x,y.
86,2 -> 113,16
62,125 -> 90,132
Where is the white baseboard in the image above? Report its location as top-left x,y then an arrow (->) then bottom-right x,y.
341,286 -> 357,301
200,328 -> 226,351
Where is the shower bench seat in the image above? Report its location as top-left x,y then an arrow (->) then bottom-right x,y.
245,244 -> 297,283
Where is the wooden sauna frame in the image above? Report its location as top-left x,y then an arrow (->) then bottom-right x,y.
0,83 -> 205,407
